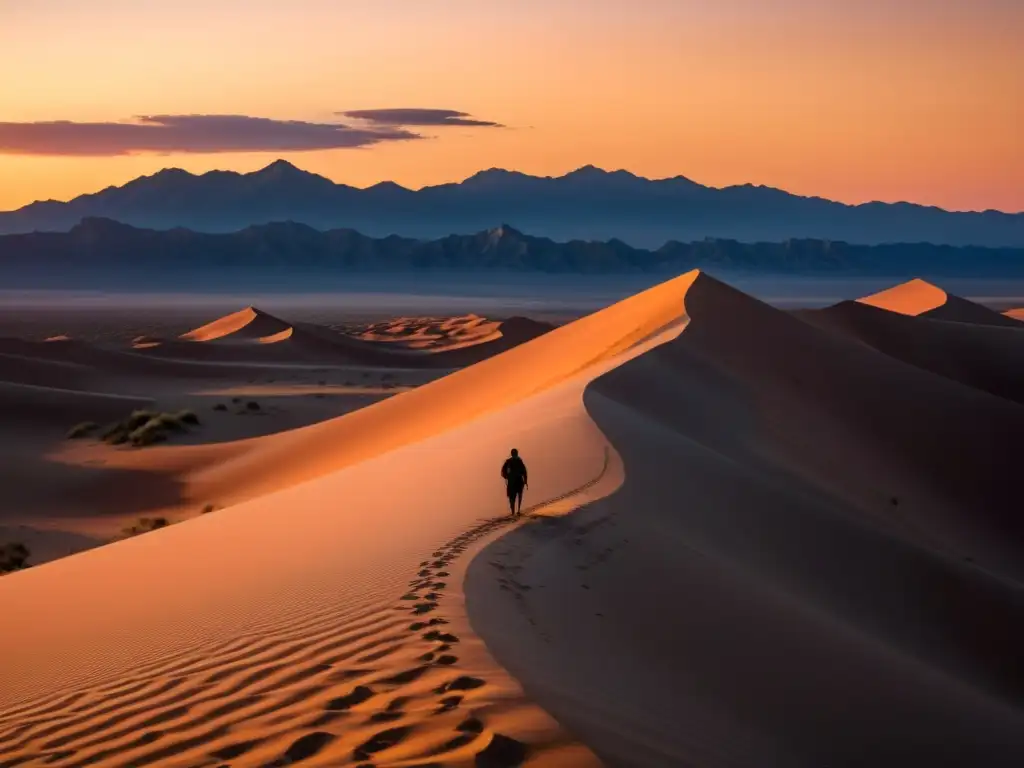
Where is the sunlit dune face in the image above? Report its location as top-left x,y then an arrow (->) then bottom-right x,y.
180,307 -> 293,344
257,328 -> 294,344
1005,308 -> 1024,322
856,278 -> 948,316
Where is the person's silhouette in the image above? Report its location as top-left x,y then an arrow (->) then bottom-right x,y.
501,449 -> 528,516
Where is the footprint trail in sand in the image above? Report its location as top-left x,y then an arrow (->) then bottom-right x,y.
0,512 -> 569,768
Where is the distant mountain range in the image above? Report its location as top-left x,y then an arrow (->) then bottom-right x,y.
1,161 -> 1021,248
1,218 -> 1022,289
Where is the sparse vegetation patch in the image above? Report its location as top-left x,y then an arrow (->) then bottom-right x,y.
121,517 -> 171,538
0,542 -> 31,573
67,421 -> 99,439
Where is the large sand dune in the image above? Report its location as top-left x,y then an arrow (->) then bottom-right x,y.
797,298 -> 1024,404
0,273 -> 694,767
2,272 -> 1022,767
467,273 -> 1024,766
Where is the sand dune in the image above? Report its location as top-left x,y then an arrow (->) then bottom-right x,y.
1006,307 -> 1024,321
2,272 -> 1022,767
0,273 -> 693,767
858,277 -> 1023,327
179,306 -> 294,343
797,299 -> 1024,404
468,272 -> 1024,766
353,313 -> 503,350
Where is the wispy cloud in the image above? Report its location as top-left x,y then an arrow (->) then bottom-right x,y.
0,114 -> 428,156
340,108 -> 504,128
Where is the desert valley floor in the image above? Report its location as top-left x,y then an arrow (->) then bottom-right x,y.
1,274 -> 1022,767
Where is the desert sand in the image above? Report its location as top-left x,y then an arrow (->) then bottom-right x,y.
1,274 -> 1022,767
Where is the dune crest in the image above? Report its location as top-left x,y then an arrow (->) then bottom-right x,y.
180,306 -> 293,343
856,277 -> 947,315
857,277 -> 1022,327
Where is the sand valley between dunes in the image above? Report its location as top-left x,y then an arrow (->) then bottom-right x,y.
2,271 -> 1023,767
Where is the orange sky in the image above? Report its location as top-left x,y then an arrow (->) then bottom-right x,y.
0,0 -> 1021,212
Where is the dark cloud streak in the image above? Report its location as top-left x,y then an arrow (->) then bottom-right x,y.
0,114 -> 423,157
341,108 -> 504,128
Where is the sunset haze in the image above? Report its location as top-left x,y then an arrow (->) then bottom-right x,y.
1,0 -> 1021,212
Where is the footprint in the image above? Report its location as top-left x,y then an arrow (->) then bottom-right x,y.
436,572 -> 450,578
435,655 -> 458,666
284,731 -> 335,762
457,717 -> 485,733
381,666 -> 430,685
435,676 -> 485,694
427,618 -> 449,626
353,726 -> 413,761
434,695 -> 462,713
211,739 -> 263,760
325,685 -> 375,711
409,622 -> 428,631
387,696 -> 412,712
369,711 -> 405,723
418,652 -> 436,662
413,602 -> 437,615
475,733 -> 528,768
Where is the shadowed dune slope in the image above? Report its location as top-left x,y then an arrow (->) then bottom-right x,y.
598,274 -> 1024,581
0,382 -> 152,426
468,272 -> 1024,767
858,277 -> 1023,327
795,300 -> 1024,404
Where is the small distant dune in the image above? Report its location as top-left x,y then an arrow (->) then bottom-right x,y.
798,296 -> 1024,404
354,314 -> 503,351
180,306 -> 294,343
1005,307 -> 1024,322
858,278 -> 1023,327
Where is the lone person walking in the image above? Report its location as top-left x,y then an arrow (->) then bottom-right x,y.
501,449 -> 528,517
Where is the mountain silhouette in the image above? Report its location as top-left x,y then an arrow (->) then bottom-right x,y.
1,161 -> 1020,248
1,218 -> 1022,291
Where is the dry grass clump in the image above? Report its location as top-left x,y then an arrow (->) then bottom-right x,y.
67,421 -> 99,439
121,517 -> 171,538
0,542 -> 30,574
90,408 -> 203,448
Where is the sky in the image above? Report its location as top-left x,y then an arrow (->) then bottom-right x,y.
0,0 -> 1021,212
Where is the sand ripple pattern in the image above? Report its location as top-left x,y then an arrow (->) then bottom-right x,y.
0,453 -> 611,768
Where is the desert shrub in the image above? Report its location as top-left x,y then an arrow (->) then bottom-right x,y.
100,422 -> 130,445
246,401 -> 260,411
176,410 -> 200,425
213,403 -> 228,412
201,504 -> 216,514
121,517 -> 170,537
125,410 -> 159,431
101,408 -> 202,448
129,422 -> 167,446
67,421 -> 99,439
0,542 -> 30,573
